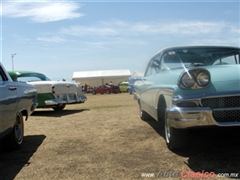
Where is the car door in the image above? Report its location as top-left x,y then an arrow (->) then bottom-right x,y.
0,66 -> 18,137
134,62 -> 155,114
100,85 -> 106,93
135,54 -> 162,118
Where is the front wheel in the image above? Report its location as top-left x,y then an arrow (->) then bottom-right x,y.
53,104 -> 66,111
164,112 -> 187,150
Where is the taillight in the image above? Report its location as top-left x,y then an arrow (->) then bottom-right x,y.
52,86 -> 55,94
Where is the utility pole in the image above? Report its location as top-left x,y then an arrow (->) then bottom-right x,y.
11,53 -> 17,70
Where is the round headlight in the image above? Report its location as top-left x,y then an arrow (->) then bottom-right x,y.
196,71 -> 210,87
181,73 -> 195,88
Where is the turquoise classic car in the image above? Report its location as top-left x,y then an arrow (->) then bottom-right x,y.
134,45 -> 240,150
0,63 -> 38,150
8,71 -> 87,111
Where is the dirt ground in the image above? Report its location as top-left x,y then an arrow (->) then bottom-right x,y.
1,93 -> 240,180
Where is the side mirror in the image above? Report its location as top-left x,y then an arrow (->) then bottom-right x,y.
151,59 -> 160,71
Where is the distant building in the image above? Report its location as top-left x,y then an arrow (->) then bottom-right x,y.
72,69 -> 131,87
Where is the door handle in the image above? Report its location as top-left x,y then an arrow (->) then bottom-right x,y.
8,87 -> 17,91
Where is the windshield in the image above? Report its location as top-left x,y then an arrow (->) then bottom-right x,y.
16,73 -> 51,82
161,48 -> 240,70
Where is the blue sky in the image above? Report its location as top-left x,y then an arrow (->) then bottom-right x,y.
1,0 -> 240,81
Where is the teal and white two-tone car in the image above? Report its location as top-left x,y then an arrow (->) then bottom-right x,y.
8,71 -> 87,111
134,45 -> 240,150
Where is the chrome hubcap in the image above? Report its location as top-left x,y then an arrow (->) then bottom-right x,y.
15,115 -> 23,142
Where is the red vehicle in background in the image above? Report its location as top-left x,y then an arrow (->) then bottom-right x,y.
92,85 -> 120,95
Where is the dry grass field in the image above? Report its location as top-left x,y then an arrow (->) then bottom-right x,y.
1,93 -> 240,180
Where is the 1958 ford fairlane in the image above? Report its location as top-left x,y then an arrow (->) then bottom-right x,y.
0,63 -> 38,150
8,71 -> 87,111
134,45 -> 240,150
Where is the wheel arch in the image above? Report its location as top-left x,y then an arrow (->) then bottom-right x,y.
137,95 -> 141,106
157,94 -> 167,122
156,87 -> 174,121
19,109 -> 29,121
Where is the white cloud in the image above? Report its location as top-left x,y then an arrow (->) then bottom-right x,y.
83,41 -> 109,49
157,21 -> 227,35
57,19 -> 239,46
60,26 -> 118,36
33,19 -> 234,50
1,2 -> 84,22
59,19 -> 236,37
37,36 -> 65,43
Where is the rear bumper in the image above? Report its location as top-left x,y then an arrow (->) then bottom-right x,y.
45,93 -> 87,106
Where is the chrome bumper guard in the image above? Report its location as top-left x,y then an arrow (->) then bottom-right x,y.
167,106 -> 240,129
45,93 -> 87,105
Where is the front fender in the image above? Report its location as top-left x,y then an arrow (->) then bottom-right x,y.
154,86 -> 175,110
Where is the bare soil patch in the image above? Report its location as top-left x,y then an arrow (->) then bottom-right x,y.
1,93 -> 240,180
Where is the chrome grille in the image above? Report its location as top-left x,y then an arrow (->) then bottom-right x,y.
201,96 -> 240,108
201,96 -> 240,122
213,110 -> 240,122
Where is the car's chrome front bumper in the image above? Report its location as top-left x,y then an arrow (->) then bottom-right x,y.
45,93 -> 87,106
167,106 -> 240,129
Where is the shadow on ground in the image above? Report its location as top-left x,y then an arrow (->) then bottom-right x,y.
186,127 -> 240,175
32,109 -> 90,117
147,119 -> 240,175
0,135 -> 46,180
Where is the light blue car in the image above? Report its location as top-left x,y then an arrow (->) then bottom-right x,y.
134,45 -> 240,150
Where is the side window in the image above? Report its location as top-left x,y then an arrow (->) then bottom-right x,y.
224,54 -> 239,64
213,54 -> 239,65
161,51 -> 179,70
145,61 -> 153,77
16,76 -> 41,82
145,53 -> 161,77
0,66 -> 8,82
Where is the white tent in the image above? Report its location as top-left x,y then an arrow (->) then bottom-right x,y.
131,71 -> 144,77
72,69 -> 131,87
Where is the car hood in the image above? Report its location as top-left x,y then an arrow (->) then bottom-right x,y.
205,65 -> 240,92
